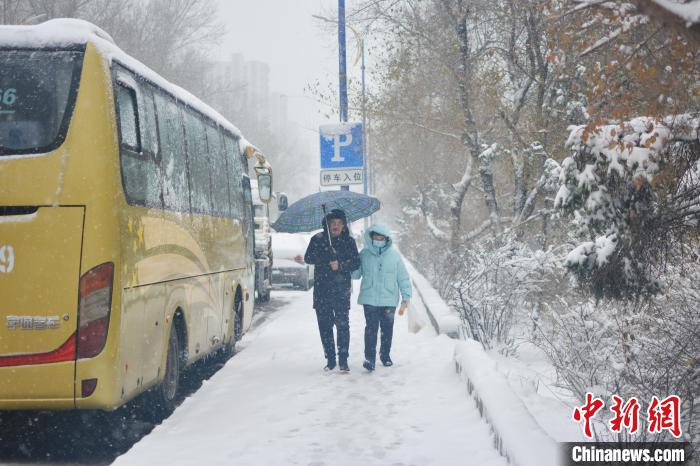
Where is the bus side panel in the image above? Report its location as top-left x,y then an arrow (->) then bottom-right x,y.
185,274 -> 211,360
107,282 -> 165,404
117,287 -> 144,401
206,214 -> 251,342
140,283 -> 166,387
72,44 -> 128,410
212,271 -> 233,343
189,214 -> 220,350
242,269 -> 255,332
119,208 -> 224,373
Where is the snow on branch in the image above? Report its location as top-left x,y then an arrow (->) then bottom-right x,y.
556,114 -> 700,299
578,13 -> 648,57
425,214 -> 450,241
652,0 -> 700,25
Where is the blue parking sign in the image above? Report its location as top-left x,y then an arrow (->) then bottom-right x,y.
320,123 -> 363,169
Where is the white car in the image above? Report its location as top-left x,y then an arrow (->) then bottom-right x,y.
270,232 -> 315,290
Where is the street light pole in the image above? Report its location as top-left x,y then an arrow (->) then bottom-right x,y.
360,38 -> 369,194
361,38 -> 370,231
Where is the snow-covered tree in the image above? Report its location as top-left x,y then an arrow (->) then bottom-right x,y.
556,116 -> 700,299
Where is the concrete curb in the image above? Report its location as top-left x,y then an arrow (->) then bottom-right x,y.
455,340 -> 561,466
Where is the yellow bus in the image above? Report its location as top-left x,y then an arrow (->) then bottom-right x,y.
0,19 -> 272,414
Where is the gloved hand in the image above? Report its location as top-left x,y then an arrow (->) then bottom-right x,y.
398,301 -> 408,316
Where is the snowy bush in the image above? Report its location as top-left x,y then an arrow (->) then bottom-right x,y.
556,116 -> 700,299
446,236 -> 560,354
535,255 -> 700,442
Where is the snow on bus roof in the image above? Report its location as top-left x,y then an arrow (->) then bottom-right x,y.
0,18 -> 242,138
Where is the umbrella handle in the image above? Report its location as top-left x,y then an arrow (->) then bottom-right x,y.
321,204 -> 337,256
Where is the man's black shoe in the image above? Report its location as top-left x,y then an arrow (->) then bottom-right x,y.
338,358 -> 350,372
380,356 -> 393,367
324,358 -> 337,371
363,360 -> 375,371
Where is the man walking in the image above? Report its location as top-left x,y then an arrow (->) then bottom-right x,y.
304,209 -> 360,372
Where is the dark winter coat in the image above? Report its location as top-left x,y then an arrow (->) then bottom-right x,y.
304,213 -> 360,310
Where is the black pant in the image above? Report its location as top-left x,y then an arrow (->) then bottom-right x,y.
363,305 -> 396,363
315,304 -> 350,361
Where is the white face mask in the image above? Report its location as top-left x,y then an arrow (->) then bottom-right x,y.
372,239 -> 386,248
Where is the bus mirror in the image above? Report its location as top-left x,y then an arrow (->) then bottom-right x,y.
257,173 -> 272,203
277,193 -> 288,211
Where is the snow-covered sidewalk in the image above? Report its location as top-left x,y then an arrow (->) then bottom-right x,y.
113,289 -> 507,466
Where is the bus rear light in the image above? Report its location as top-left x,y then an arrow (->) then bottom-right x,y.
78,262 -> 114,359
81,378 -> 98,397
0,334 -> 75,367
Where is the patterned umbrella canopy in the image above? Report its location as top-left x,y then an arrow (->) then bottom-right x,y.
271,190 -> 381,233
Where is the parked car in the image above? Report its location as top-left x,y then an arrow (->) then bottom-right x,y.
270,232 -> 315,290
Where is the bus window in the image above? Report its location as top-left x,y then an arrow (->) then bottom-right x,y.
0,50 -> 83,156
223,135 -> 244,220
241,175 -> 255,259
116,82 -> 162,209
206,125 -> 230,218
155,93 -> 190,213
116,85 -> 140,151
140,86 -> 160,159
184,111 -> 213,216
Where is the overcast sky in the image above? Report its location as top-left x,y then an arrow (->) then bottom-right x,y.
217,0 -> 345,138
215,1 -> 371,195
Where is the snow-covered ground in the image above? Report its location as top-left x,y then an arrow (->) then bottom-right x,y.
113,289 -> 507,466
489,342 -> 583,443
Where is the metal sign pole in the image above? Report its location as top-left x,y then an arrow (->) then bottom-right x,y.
361,38 -> 369,232
338,0 -> 350,192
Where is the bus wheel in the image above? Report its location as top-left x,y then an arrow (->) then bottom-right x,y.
260,286 -> 270,303
224,294 -> 243,359
261,269 -> 272,302
154,327 -> 181,417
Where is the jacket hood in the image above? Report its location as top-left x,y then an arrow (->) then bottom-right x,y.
321,208 -> 349,238
364,223 -> 393,255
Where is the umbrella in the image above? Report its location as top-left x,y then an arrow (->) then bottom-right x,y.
271,190 -> 380,234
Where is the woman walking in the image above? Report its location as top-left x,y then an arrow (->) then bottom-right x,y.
352,223 -> 412,371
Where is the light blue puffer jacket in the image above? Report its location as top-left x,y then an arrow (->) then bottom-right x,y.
352,223 -> 412,307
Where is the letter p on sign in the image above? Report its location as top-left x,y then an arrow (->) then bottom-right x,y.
332,132 -> 352,162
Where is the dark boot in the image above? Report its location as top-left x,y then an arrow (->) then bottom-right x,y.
380,356 -> 393,367
338,356 -> 350,372
324,357 -> 336,371
363,359 -> 375,371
